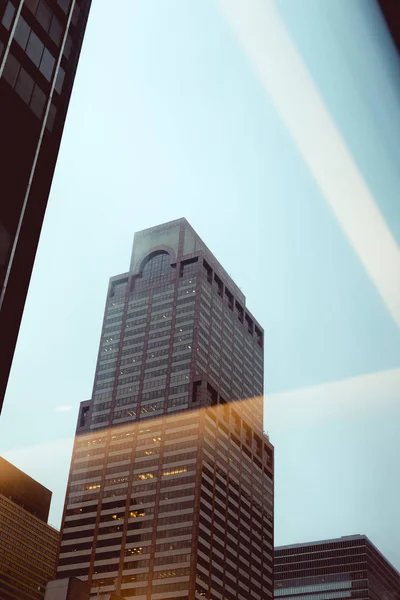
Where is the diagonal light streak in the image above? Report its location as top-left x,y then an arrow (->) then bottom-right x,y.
219,0 -> 400,328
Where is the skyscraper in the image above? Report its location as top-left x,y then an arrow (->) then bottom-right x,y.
0,0 -> 92,412
56,219 -> 274,599
274,535 -> 400,600
0,456 -> 59,600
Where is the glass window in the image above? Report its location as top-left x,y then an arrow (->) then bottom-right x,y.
57,0 -> 70,14
49,15 -> 63,46
26,31 -> 44,66
46,103 -> 56,132
71,2 -> 80,26
25,0 -> 40,13
2,53 -> 20,88
36,1 -> 52,32
63,33 -> 72,59
39,47 -> 54,80
14,17 -> 31,50
2,2 -> 15,30
15,67 -> 34,104
141,252 -> 171,280
30,84 -> 46,119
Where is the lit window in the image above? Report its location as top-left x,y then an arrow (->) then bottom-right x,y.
162,467 -> 188,477
137,473 -> 155,480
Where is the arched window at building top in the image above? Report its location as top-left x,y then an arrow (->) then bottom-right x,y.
140,251 -> 171,280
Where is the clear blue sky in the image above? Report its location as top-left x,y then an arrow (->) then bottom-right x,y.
1,0 -> 400,571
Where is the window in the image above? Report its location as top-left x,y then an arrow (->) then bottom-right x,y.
63,33 -> 72,59
25,0 -> 40,12
58,0 -> 71,13
214,274 -> 223,297
180,257 -> 198,277
55,66 -> 65,93
203,260 -> 212,284
26,31 -> 44,66
39,47 -> 55,80
2,53 -> 20,88
46,103 -> 56,131
15,67 -> 34,104
49,15 -> 62,45
14,17 -> 31,50
2,2 -> 15,30
225,288 -> 234,310
140,251 -> 171,280
36,1 -> 52,31
30,84 -> 46,118
71,1 -> 80,26
255,326 -> 263,348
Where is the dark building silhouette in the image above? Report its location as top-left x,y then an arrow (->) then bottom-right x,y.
275,534 -> 400,600
0,456 -> 59,599
56,219 -> 274,599
0,0 -> 92,413
378,0 -> 400,55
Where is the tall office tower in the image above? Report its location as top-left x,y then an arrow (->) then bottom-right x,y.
275,535 -> 400,600
0,456 -> 59,600
57,219 -> 274,600
0,0 -> 92,412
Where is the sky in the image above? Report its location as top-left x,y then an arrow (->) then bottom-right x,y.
1,0 -> 400,572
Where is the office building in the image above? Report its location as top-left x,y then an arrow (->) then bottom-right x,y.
0,456 -> 59,600
0,0 -> 92,412
275,534 -> 400,600
44,577 -> 124,600
57,218 -> 274,599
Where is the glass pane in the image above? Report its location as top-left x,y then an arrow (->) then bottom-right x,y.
2,2 -> 15,30
36,0 -> 52,32
14,17 -> 30,50
26,31 -> 44,67
55,66 -> 65,94
57,0 -> 70,14
2,52 -> 20,88
30,83 -> 46,119
24,0 -> 40,13
63,33 -> 72,59
39,47 -> 55,81
71,1 -> 80,26
15,67 -> 34,104
49,15 -> 62,46
45,102 -> 56,131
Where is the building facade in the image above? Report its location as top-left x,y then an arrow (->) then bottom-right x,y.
0,0 -> 92,412
56,218 -> 274,600
0,457 -> 59,600
275,535 -> 400,600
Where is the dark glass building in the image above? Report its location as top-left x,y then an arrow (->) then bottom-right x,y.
56,218 -> 274,600
0,0 -> 92,412
0,456 -> 59,600
275,535 -> 400,600
378,0 -> 400,55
